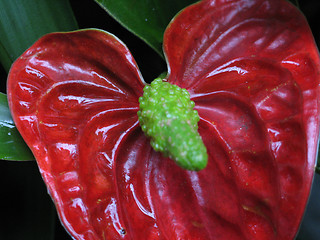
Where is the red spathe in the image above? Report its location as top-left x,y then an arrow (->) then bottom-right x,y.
7,0 -> 320,239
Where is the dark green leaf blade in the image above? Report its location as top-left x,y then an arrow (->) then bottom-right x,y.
0,0 -> 78,72
94,0 -> 198,57
0,92 -> 34,160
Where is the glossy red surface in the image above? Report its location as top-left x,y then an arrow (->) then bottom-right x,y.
7,0 -> 320,239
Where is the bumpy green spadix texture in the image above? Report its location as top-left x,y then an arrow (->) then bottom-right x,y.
138,78 -> 208,171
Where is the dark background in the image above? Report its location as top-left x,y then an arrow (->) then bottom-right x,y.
0,0 -> 319,239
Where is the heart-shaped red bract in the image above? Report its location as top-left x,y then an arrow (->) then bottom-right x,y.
7,0 -> 320,239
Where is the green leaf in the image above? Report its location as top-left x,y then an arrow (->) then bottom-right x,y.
0,0 -> 78,72
94,0 -> 199,57
316,156 -> 320,174
0,92 -> 34,160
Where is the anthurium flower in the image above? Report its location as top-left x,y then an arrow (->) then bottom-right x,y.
7,0 -> 320,239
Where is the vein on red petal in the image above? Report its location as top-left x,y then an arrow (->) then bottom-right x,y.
190,57 -> 309,239
164,0 -> 308,90
7,29 -> 146,239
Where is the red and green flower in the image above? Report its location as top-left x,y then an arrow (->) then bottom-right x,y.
7,0 -> 320,239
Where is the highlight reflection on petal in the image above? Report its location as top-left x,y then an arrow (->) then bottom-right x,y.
6,1 -> 320,239
163,0 -> 320,239
7,29 -> 146,239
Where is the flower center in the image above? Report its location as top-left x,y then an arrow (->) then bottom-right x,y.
137,78 -> 208,171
